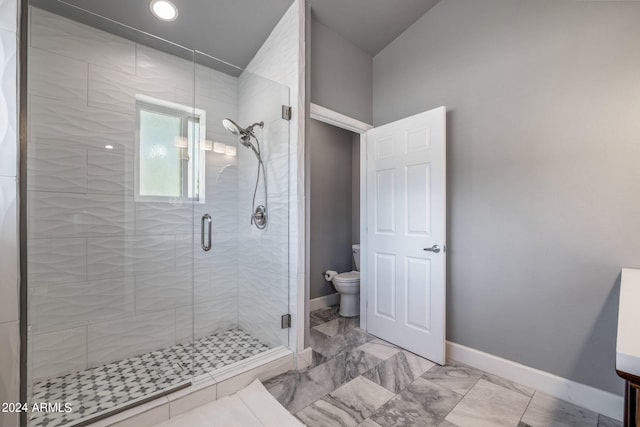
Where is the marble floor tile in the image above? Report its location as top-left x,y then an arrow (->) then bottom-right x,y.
445,359 -> 534,397
480,372 -> 535,397
520,392 -> 598,427
309,328 -> 330,348
358,419 -> 383,427
264,370 -> 331,414
296,398 -> 358,427
598,414 -> 622,427
421,364 -> 483,395
297,376 -> 395,427
313,328 -> 373,359
371,377 -> 462,427
307,348 -> 382,391
364,350 -> 435,393
445,379 -> 530,427
313,317 -> 359,337
311,350 -> 329,368
438,421 -> 457,427
358,338 -> 402,361
310,307 -> 340,327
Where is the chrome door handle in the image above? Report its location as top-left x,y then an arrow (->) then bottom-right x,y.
423,245 -> 441,253
201,214 -> 212,252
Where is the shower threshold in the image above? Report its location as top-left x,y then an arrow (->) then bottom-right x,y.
28,328 -> 272,427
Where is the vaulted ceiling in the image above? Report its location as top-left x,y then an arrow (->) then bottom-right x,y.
31,0 -> 440,74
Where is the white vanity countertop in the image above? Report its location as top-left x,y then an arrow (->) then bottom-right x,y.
617,268 -> 640,378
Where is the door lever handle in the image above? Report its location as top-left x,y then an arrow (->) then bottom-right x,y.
423,245 -> 441,253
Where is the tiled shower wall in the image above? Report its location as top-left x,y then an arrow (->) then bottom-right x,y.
27,7 -> 242,381
237,72 -> 290,348
0,0 -> 20,425
239,0 -> 303,353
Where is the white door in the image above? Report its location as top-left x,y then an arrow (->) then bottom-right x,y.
365,107 -> 446,364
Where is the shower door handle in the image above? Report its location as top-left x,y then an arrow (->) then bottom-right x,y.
201,214 -> 212,252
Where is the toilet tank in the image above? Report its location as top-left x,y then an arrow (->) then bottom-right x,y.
352,244 -> 360,271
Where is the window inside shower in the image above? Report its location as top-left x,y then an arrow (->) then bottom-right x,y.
135,97 -> 206,202
25,3 -> 291,426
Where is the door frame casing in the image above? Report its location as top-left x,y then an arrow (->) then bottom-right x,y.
309,103 -> 372,329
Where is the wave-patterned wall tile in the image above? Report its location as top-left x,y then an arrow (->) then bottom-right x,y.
176,230 -> 224,275
0,29 -> 17,177
210,69 -> 238,106
28,47 -> 87,103
28,192 -> 134,238
0,177 -> 18,324
87,235 -> 175,280
209,232 -> 238,301
193,297 -> 238,340
0,0 -> 16,32
135,269 -> 208,312
28,238 -> 86,285
264,195 -> 289,236
263,118 -> 290,161
135,200 -> 192,235
176,92 -> 238,136
88,63 -> 176,114
0,321 -> 19,427
240,76 -> 287,127
87,309 -> 176,367
207,165 -> 239,233
174,64 -> 212,105
30,8 -> 135,75
27,144 -> 87,193
87,150 -> 133,195
136,45 -> 194,93
265,153 -> 290,198
29,95 -> 135,154
175,306 -> 193,344
30,278 -> 135,334
238,295 -> 288,348
31,327 -> 87,382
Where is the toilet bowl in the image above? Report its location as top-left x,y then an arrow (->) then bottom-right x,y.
325,244 -> 360,317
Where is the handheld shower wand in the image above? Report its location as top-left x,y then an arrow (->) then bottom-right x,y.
222,118 -> 268,230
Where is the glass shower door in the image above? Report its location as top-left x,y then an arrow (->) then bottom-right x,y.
26,4 -> 197,425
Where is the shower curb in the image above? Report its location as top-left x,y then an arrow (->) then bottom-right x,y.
86,347 -> 294,427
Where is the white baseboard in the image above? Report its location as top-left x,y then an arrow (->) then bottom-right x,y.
296,347 -> 313,370
309,293 -> 339,311
446,341 -> 623,421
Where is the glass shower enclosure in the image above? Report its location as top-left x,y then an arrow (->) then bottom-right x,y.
25,3 -> 291,426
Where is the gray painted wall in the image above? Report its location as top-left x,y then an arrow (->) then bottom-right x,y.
373,0 -> 640,395
310,16 -> 373,124
309,119 -> 354,299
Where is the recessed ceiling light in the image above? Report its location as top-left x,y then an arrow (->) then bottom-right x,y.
104,145 -> 114,150
150,0 -> 178,21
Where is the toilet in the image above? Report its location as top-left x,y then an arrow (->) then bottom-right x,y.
325,244 -> 360,317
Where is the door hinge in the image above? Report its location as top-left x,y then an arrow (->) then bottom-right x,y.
282,105 -> 292,121
281,313 -> 292,329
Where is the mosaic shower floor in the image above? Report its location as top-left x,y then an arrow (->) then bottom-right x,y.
29,328 -> 271,427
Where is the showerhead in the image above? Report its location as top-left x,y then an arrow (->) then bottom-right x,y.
221,118 -> 264,148
222,118 -> 243,136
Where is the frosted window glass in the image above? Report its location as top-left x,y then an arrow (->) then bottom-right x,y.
139,109 -> 182,197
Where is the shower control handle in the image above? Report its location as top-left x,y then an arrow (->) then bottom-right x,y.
201,214 -> 212,252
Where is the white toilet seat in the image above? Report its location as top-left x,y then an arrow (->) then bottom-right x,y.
333,271 -> 360,284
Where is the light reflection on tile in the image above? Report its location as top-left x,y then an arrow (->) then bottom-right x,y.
371,377 -> 462,427
421,364 -> 483,395
520,392 -> 598,427
364,350 -> 434,393
358,339 -> 402,361
445,379 -> 530,427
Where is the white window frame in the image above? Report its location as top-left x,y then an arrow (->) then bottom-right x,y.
134,94 -> 207,204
